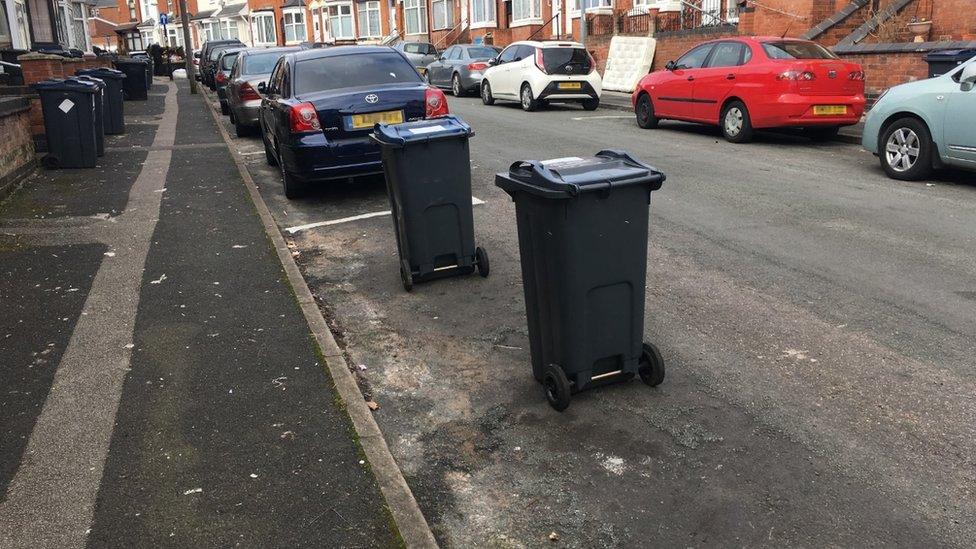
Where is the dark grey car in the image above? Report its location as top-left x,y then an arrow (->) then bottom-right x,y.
226,47 -> 301,137
425,44 -> 501,96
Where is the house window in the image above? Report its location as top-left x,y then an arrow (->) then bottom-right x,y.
0,4 -> 11,47
126,32 -> 142,51
219,19 -> 239,40
573,0 -> 611,13
326,3 -> 352,39
512,0 -> 540,21
283,10 -> 306,43
403,0 -> 426,35
252,12 -> 276,45
140,30 -> 152,46
431,0 -> 453,30
166,25 -> 183,47
356,1 -> 380,37
470,0 -> 494,25
200,21 -> 215,41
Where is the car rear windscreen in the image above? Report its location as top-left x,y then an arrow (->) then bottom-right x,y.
294,53 -> 423,95
762,41 -> 838,60
467,47 -> 499,59
244,52 -> 285,75
220,52 -> 239,70
541,47 -> 591,73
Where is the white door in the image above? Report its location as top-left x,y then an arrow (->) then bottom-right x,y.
551,0 -> 560,38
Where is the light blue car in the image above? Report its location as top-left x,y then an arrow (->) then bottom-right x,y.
863,55 -> 976,180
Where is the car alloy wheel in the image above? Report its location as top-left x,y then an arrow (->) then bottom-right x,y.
724,107 -> 744,137
481,81 -> 494,105
885,127 -> 920,173
452,74 -> 463,97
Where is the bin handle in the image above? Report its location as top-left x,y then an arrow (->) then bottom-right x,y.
508,160 -> 581,197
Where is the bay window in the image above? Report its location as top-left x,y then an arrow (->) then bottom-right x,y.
251,12 -> 276,45
512,0 -> 540,22
283,10 -> 306,43
431,0 -> 452,30
326,3 -> 352,39
403,0 -> 426,35
470,0 -> 494,25
219,19 -> 239,40
356,1 -> 380,38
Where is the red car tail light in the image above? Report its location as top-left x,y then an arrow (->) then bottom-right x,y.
467,61 -> 489,71
587,50 -> 597,74
849,70 -> 865,81
289,102 -> 321,133
425,87 -> 449,118
215,70 -> 227,84
238,81 -> 261,101
776,70 -> 816,81
535,48 -> 548,74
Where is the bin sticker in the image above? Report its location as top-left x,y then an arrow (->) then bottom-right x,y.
408,124 -> 448,135
58,99 -> 74,113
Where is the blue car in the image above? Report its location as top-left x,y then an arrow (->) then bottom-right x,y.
258,46 -> 450,198
863,55 -> 976,181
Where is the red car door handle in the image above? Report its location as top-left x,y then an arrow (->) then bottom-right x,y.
726,74 -> 736,80
687,76 -> 694,81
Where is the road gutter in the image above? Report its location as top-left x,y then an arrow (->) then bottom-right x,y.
199,89 -> 438,548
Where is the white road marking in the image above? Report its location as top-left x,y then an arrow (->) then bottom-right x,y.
237,151 -> 265,156
285,196 -> 486,234
570,115 -> 633,120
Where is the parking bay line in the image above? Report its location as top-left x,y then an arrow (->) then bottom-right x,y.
285,196 -> 485,234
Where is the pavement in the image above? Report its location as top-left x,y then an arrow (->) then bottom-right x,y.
211,91 -> 976,547
599,90 -> 866,143
0,79 -> 403,547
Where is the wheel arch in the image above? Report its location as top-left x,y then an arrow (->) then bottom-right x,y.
878,112 -> 943,169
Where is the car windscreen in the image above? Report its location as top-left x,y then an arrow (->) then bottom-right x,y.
541,47 -> 591,73
243,52 -> 285,74
210,48 -> 228,61
294,53 -> 423,95
220,52 -> 240,70
762,41 -> 837,60
466,47 -> 499,59
403,43 -> 429,54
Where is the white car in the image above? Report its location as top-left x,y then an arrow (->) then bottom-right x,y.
480,40 -> 602,111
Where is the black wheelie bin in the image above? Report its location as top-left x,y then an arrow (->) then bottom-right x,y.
33,79 -> 99,169
372,116 -> 489,291
495,151 -> 666,411
71,75 -> 105,157
114,58 -> 148,100
77,67 -> 125,134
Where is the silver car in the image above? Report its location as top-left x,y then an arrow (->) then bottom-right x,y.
392,41 -> 439,76
425,44 -> 500,97
226,47 -> 301,137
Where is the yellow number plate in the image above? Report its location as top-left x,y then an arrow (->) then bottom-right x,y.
813,105 -> 847,116
349,110 -> 404,129
558,82 -> 582,90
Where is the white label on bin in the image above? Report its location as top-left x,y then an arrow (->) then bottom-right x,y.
58,99 -> 74,113
407,124 -> 448,135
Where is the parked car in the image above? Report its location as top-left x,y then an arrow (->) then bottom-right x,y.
227,47 -> 302,137
258,46 -> 450,198
425,44 -> 500,96
215,47 -> 245,115
862,55 -> 976,180
633,37 -> 865,143
392,42 -> 439,75
480,40 -> 602,111
200,39 -> 244,88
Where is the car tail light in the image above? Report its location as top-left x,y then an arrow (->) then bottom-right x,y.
849,70 -> 865,81
534,48 -> 548,74
467,61 -> 489,71
776,70 -> 816,81
425,87 -> 449,118
215,70 -> 227,84
238,81 -> 261,101
289,102 -> 321,133
587,51 -> 597,74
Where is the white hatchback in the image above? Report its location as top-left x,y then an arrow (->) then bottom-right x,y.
480,40 -> 603,111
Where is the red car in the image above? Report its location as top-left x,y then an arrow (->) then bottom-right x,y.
632,37 -> 865,142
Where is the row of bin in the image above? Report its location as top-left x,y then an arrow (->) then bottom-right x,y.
372,116 -> 666,411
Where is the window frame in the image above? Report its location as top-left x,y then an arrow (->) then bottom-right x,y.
403,0 -> 427,35
511,0 -> 542,25
251,12 -> 277,46
356,1 -> 381,38
325,2 -> 353,40
283,9 -> 307,44
470,0 -> 495,27
704,41 -> 748,68
431,0 -> 454,31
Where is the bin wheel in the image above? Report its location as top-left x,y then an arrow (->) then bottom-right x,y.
475,247 -> 489,278
543,364 -> 572,412
638,342 -> 666,387
400,265 -> 413,292
41,155 -> 60,169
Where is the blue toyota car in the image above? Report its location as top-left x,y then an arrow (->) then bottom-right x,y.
258,46 -> 450,198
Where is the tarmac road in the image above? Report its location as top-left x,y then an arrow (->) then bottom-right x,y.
222,94 -> 976,547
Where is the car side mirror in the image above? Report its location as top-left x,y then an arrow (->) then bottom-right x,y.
488,57 -> 499,66
194,52 -> 200,58
665,60 -> 677,71
960,63 -> 976,91
257,81 -> 267,94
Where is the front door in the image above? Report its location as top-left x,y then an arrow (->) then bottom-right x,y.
943,75 -> 976,165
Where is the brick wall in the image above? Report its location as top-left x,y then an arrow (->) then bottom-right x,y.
837,50 -> 929,94
0,98 -> 35,200
929,0 -> 976,41
650,27 -> 740,70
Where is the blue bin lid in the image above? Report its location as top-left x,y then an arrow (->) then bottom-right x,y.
371,115 -> 473,147
77,67 -> 125,80
32,78 -> 99,94
496,150 -> 665,199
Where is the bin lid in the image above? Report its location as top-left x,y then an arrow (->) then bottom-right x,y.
71,75 -> 105,89
77,67 -> 125,80
32,78 -> 99,94
923,48 -> 976,62
495,150 -> 665,199
371,115 -> 473,147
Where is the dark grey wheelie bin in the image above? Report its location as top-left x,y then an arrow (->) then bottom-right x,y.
114,58 -> 148,100
33,79 -> 99,169
372,115 -> 489,291
77,67 -> 125,134
71,75 -> 105,157
495,151 -> 666,411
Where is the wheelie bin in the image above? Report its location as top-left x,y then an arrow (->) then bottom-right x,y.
71,75 -> 105,157
495,151 -> 666,411
371,115 -> 489,291
33,79 -> 99,169
114,58 -> 148,100
77,67 -> 125,134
